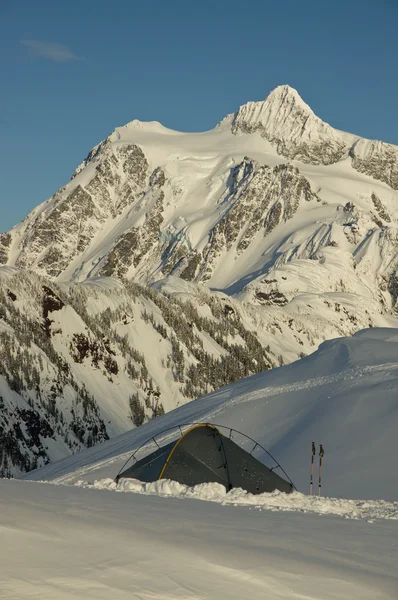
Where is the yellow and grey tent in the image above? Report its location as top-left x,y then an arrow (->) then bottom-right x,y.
115,423 -> 294,495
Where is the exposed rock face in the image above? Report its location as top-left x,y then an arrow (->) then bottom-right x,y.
18,185 -> 97,277
100,168 -> 165,278
371,192 -> 391,224
14,143 -> 150,277
0,233 -> 11,264
71,138 -> 109,179
350,139 -> 398,190
353,226 -> 398,309
197,160 -> 319,282
161,159 -> 320,283
232,85 -> 348,165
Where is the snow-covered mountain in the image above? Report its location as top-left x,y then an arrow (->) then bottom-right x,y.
2,84 -> 398,476
2,85 -> 398,295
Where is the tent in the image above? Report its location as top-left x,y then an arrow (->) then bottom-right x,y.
115,424 -> 294,495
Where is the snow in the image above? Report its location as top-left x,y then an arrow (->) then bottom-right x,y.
2,88 -> 398,597
26,328 -> 398,501
5,326 -> 398,598
6,84 -> 398,300
3,89 -> 398,426
78,478 -> 398,523
2,478 -> 397,599
232,85 -> 343,153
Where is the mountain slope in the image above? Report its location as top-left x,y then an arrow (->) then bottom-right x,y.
4,264 -> 394,477
27,328 -> 398,502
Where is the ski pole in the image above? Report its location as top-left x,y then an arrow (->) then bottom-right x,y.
318,444 -> 324,496
309,441 -> 316,495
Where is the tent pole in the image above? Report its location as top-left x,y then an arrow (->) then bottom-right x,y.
318,444 -> 324,496
309,441 -> 315,495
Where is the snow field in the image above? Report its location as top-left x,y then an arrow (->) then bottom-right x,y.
1,479 -> 397,600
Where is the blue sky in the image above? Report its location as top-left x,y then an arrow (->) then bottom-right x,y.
1,0 -> 398,231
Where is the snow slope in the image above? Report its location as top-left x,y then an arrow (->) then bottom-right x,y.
1,479 -> 397,600
27,328 -> 398,501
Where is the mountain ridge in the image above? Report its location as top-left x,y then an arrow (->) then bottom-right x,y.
2,84 -> 398,287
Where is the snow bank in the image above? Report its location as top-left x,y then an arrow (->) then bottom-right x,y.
73,478 -> 398,522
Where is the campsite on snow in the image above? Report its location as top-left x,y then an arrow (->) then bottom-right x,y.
2,327 -> 398,599
2,4 -> 398,594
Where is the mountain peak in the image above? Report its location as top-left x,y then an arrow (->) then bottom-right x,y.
231,84 -> 314,134
123,119 -> 168,132
231,84 -> 347,165
266,84 -> 315,114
